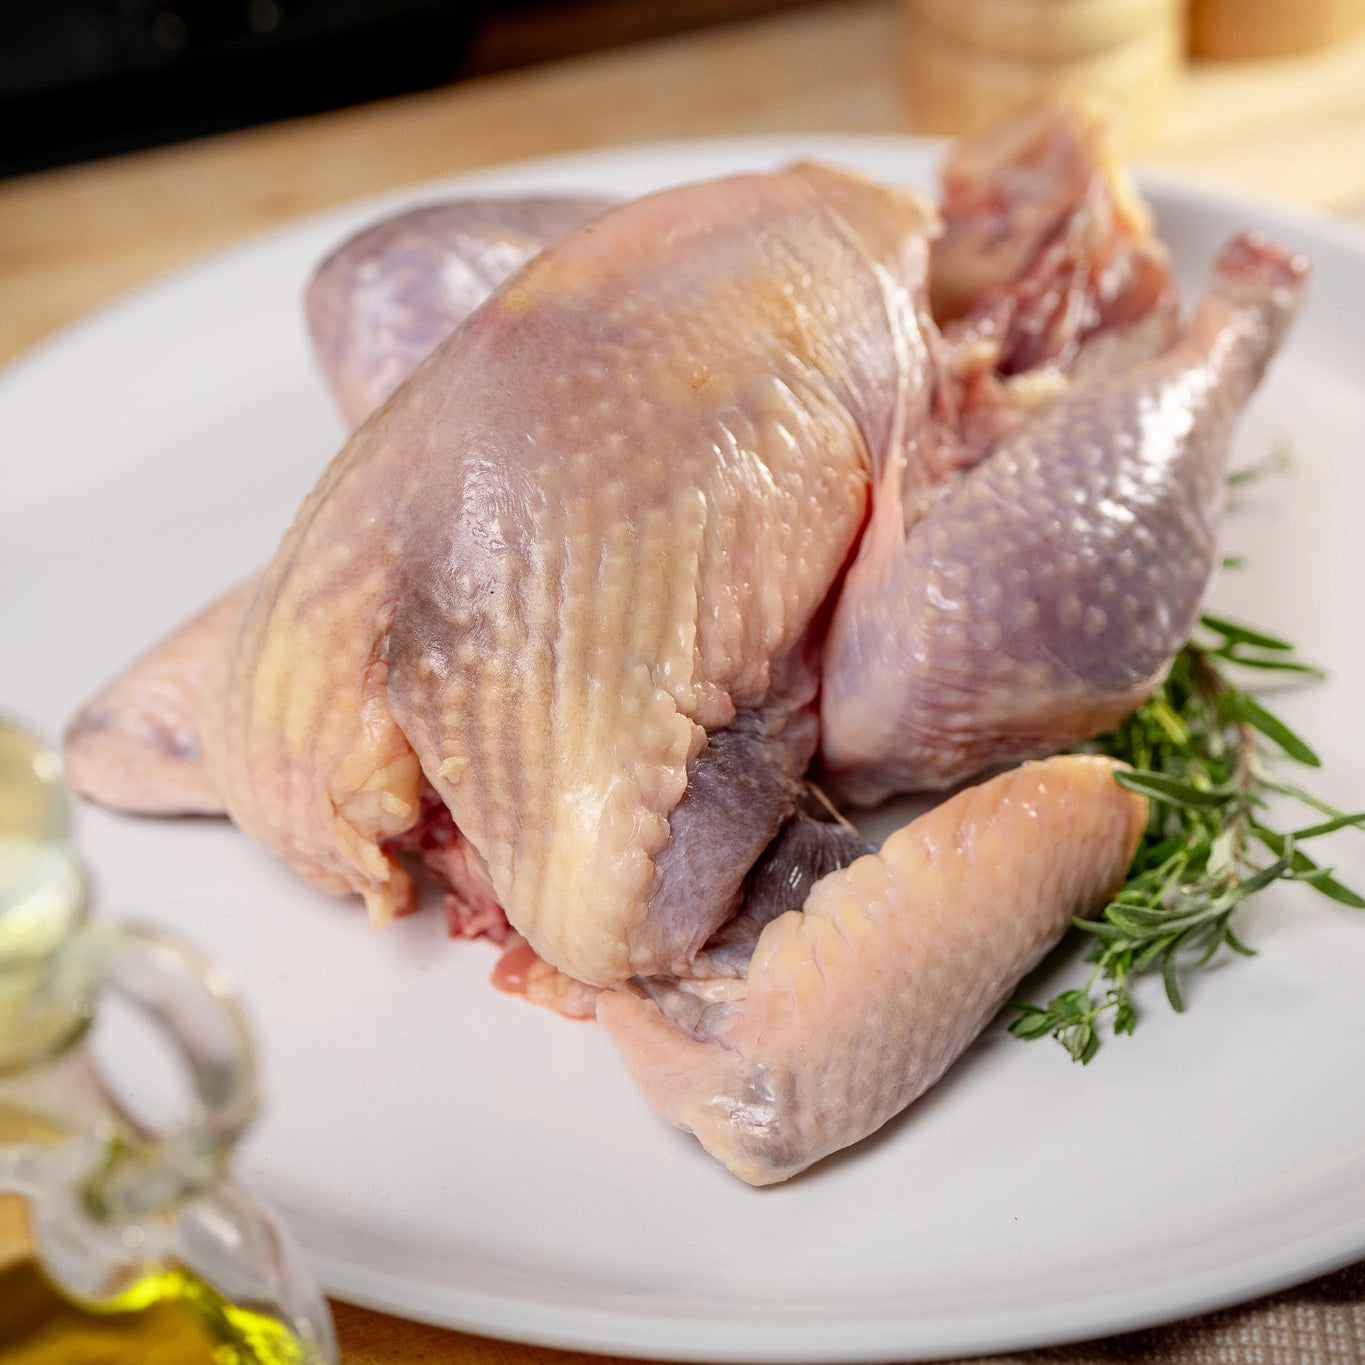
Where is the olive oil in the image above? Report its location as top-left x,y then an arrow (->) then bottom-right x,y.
0,725 -> 336,1363
0,1254 -> 319,1364
1,1257 -> 218,1364
0,1189 -> 322,1363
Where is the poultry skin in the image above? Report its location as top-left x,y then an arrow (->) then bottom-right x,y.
63,107 -> 1173,826
306,195 -> 617,427
64,110 -> 1307,1182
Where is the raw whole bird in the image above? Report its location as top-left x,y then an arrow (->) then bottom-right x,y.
194,149 -> 1301,1072
63,108 -> 1307,1182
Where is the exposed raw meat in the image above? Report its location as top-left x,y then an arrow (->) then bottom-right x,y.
382,782 -> 511,941
600,755 -> 1145,1184
491,936 -> 600,1020
930,103 -> 1178,377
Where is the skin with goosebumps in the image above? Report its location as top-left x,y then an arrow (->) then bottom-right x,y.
306,196 -> 617,427
61,110 -> 1307,1182
820,233 -> 1308,805
63,197 -> 611,822
599,754 -> 1147,1185
64,109 -> 1175,829
62,107 -> 1173,829
199,163 -> 943,982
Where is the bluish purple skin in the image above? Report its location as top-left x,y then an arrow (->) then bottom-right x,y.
820,233 -> 1309,805
305,196 -> 617,427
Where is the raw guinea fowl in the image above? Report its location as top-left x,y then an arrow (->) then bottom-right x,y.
62,110 -> 1306,1182
197,126 -> 1189,986
194,153 -> 1297,982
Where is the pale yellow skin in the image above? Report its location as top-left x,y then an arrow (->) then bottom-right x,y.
64,200 -> 603,827
197,164 -> 943,986
599,754 -> 1146,1185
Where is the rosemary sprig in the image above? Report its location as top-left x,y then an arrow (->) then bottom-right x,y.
1010,613 -> 1365,1064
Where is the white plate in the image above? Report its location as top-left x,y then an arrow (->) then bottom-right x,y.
3,137 -> 1365,1363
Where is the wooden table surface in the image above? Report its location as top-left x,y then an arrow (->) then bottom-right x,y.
3,3 -> 1365,1362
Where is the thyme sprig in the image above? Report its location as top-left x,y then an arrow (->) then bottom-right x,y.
1010,613 -> 1365,1063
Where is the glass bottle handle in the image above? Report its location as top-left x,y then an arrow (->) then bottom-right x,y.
71,920 -> 257,1221
25,920 -> 337,1362
2,719 -> 335,1359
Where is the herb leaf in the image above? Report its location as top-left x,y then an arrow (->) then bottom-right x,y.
1218,689 -> 1321,766
1011,614 -> 1363,1062
1199,614 -> 1294,652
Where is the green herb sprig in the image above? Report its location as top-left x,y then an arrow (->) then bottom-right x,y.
1010,613 -> 1365,1064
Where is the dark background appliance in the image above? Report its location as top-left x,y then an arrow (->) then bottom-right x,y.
0,0 -> 814,178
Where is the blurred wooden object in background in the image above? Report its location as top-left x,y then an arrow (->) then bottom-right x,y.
1190,0 -> 1365,57
898,0 -> 1184,150
459,0 -> 831,74
0,1194 -> 28,1277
